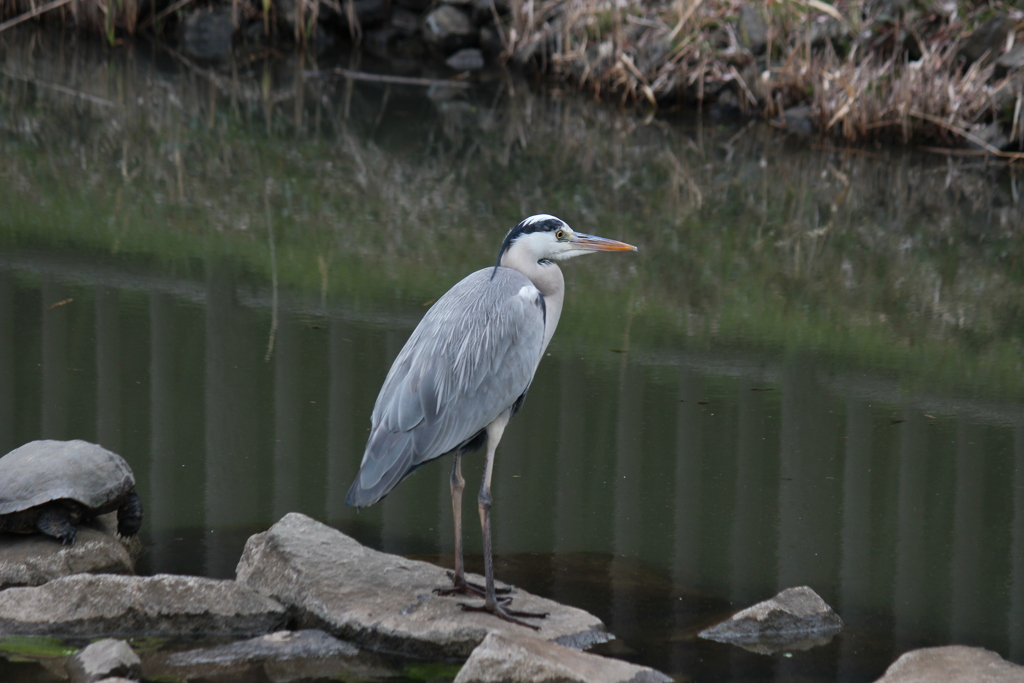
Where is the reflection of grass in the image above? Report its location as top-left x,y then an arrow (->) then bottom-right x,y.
1,67 -> 1021,402
400,661 -> 463,680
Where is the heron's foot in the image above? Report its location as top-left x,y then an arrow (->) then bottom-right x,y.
459,600 -> 549,630
434,571 -> 512,599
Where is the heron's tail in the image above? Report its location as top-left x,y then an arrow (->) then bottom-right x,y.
344,428 -> 418,508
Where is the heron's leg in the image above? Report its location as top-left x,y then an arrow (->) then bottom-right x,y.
434,451 -> 511,598
460,414 -> 548,628
451,451 -> 466,587
435,452 -> 471,594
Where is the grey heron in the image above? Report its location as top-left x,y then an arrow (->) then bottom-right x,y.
345,215 -> 636,627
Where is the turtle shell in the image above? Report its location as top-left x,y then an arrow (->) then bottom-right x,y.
0,440 -> 136,515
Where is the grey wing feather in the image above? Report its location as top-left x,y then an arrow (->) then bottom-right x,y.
346,267 -> 546,507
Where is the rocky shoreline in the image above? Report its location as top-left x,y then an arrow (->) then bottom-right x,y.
2,511 -> 1023,682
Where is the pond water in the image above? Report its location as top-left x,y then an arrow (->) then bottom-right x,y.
1,29 -> 1023,683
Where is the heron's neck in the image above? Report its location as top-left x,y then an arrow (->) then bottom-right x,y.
501,251 -> 565,355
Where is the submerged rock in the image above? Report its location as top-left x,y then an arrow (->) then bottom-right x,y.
454,632 -> 671,683
0,515 -> 135,590
235,513 -> 612,659
874,645 -> 1024,682
0,574 -> 287,637
698,586 -> 842,654
145,630 -> 364,681
65,638 -> 141,683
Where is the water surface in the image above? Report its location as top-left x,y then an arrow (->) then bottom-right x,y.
1,29 -> 1023,683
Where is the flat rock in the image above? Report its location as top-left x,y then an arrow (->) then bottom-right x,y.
66,638 -> 141,683
874,645 -> 1024,683
0,515 -> 135,590
698,586 -> 842,654
235,513 -> 612,659
0,574 -> 287,637
454,632 -> 671,683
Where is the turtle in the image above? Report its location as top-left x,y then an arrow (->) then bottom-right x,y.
0,439 -> 144,545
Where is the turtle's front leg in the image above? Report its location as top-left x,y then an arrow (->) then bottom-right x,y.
36,503 -> 78,545
116,490 -> 144,538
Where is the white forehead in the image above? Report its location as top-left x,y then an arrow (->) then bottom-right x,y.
522,214 -> 566,227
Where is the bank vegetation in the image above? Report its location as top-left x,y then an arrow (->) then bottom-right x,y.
2,0 -> 1024,148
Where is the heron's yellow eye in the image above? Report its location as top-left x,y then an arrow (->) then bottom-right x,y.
555,229 -> 566,240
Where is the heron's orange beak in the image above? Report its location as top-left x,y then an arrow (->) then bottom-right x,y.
572,233 -> 638,252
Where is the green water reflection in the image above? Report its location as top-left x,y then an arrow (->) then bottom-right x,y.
1,29 -> 1023,683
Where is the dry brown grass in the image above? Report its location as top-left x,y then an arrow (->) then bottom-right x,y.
3,0 -> 1022,145
505,0 -> 1024,146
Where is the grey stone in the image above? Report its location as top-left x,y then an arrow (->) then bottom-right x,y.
423,5 -> 478,53
178,8 -> 236,61
446,48 -> 485,71
781,105 -> 815,135
995,43 -> 1024,78
969,121 -> 1011,152
391,7 -> 421,36
66,639 -> 141,683
0,514 -> 135,590
698,586 -> 842,654
873,645 -> 1024,682
737,4 -> 766,55
959,14 -> 1010,65
235,513 -> 612,659
472,0 -> 508,21
0,574 -> 287,637
479,26 -> 503,55
806,16 -> 847,49
454,632 -> 671,683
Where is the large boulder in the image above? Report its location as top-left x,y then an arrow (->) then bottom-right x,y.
235,513 -> 612,659
0,515 -> 135,590
873,645 -> 1024,682
454,632 -> 671,683
698,586 -> 842,654
0,574 -> 287,637
65,638 -> 141,683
